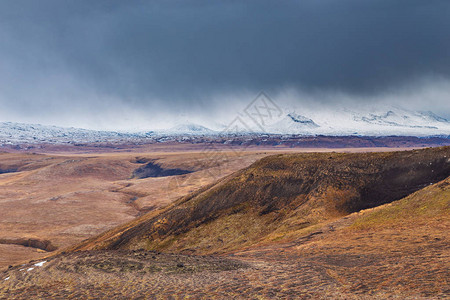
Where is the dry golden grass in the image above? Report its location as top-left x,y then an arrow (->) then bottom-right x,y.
71,147 -> 449,256
1,145 -> 448,298
1,177 -> 448,299
349,178 -> 450,230
0,149 -> 271,269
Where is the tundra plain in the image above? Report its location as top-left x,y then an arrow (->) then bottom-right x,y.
0,145 -> 449,299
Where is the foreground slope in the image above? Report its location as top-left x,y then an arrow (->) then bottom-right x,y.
1,167 -> 449,298
230,175 -> 450,298
71,147 -> 450,254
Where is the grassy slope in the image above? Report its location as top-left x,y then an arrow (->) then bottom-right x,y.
1,180 -> 448,299
230,176 -> 450,297
350,176 -> 449,230
69,147 -> 450,255
2,152 -> 449,299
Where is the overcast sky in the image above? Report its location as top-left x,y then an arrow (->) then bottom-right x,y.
0,0 -> 449,130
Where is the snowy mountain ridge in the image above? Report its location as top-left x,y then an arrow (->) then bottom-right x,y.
155,123 -> 214,135
0,122 -> 150,144
1,108 -> 449,145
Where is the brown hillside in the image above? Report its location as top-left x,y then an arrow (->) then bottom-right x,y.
0,150 -> 270,269
2,156 -> 449,299
70,146 -> 450,254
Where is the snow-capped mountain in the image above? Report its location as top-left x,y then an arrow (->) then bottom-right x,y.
1,107 -> 449,145
155,122 -> 216,136
356,110 -> 444,129
264,112 -> 319,134
213,107 -> 450,136
0,121 -> 216,145
321,108 -> 450,136
0,122 -> 149,145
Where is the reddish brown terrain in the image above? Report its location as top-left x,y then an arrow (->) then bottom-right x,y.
0,149 -> 275,269
0,146 -> 449,299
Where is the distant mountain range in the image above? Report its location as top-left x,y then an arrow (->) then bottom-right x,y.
1,108 -> 449,145
217,107 -> 450,136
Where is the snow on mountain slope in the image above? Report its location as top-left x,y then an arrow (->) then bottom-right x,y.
264,112 -> 319,134
0,121 -> 216,145
224,107 -> 450,136
155,123 -> 216,136
0,122 -> 148,144
276,107 -> 450,136
1,107 -> 449,145
356,110 -> 443,129
345,108 -> 450,136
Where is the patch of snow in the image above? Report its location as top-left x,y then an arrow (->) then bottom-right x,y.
34,261 -> 46,267
4,276 -> 9,281
26,267 -> 34,272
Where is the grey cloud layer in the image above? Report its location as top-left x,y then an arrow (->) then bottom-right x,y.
0,0 -> 449,126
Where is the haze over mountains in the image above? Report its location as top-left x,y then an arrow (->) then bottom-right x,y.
1,106 -> 449,145
1,1 -> 450,129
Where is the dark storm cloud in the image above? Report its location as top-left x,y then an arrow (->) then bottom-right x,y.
0,0 -> 449,126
